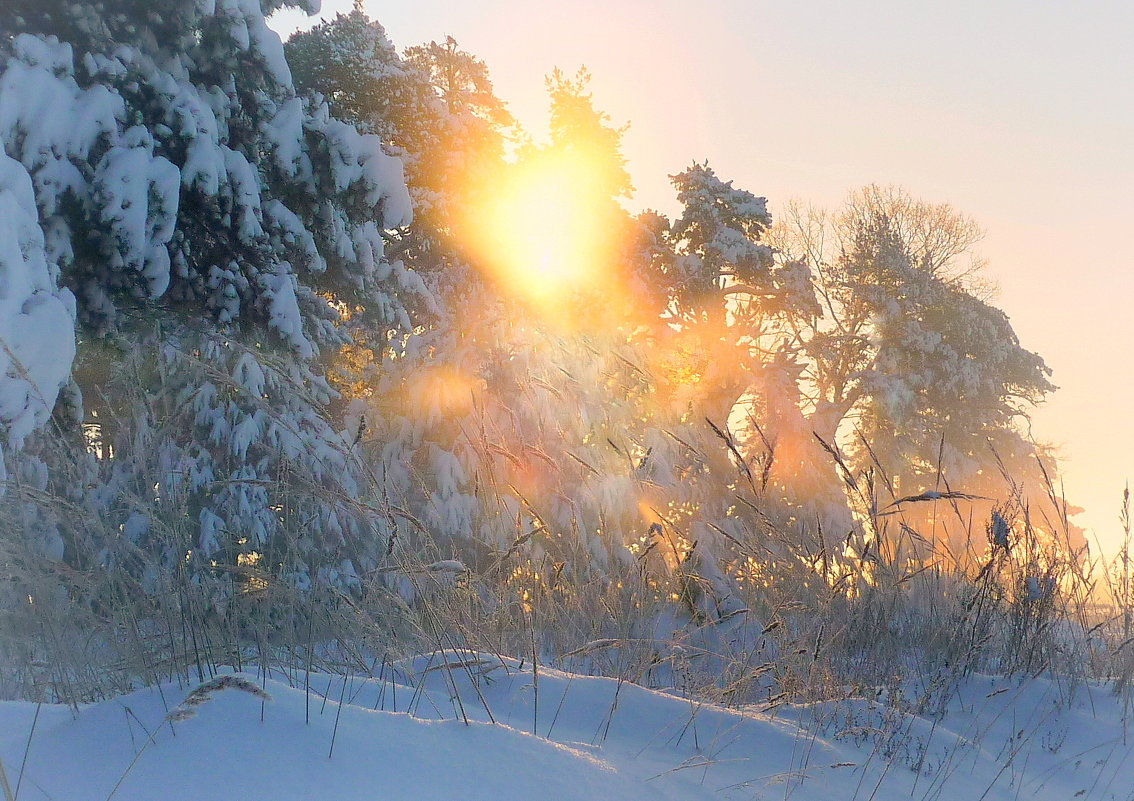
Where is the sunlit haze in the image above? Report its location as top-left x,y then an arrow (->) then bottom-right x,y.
272,0 -> 1134,551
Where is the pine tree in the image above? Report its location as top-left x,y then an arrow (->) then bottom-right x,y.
1,0 -> 428,596
287,13 -> 512,259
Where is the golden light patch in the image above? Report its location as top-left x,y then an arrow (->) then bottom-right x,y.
637,497 -> 664,527
404,365 -> 479,418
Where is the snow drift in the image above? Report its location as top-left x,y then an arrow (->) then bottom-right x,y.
2,654 -> 1132,801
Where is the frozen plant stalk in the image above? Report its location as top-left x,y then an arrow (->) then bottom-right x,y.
167,676 -> 272,722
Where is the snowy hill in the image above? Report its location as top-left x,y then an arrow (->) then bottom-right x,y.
2,655 -> 1132,801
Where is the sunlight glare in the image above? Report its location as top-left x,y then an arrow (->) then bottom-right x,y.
462,146 -> 623,325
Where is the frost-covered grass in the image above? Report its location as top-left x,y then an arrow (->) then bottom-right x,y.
3,653 -> 1133,801
2,397 -> 1128,713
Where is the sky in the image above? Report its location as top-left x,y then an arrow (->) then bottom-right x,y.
271,0 -> 1134,552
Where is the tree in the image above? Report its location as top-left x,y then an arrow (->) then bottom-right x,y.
1,0 -> 426,600
632,164 -> 858,587
544,68 -> 632,200
285,10 -> 519,422
404,36 -> 513,127
287,13 -> 512,256
770,187 -> 1063,557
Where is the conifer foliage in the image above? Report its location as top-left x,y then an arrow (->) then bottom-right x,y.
0,0 -> 427,597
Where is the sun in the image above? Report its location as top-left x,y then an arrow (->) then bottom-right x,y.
459,145 -> 625,326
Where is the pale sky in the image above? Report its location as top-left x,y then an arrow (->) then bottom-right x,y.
272,0 -> 1134,552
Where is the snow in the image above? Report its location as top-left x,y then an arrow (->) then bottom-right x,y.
2,655 -> 1132,801
198,508 -> 225,555
93,134 -> 181,297
0,36 -> 123,173
322,120 -> 413,228
264,267 -> 315,358
0,154 -> 76,459
262,97 -> 307,178
222,146 -> 265,243
425,559 -> 468,572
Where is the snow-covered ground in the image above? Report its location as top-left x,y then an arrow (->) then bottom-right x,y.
2,655 -> 1132,800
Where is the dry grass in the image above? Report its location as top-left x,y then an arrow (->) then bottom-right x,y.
166,675 -> 272,722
